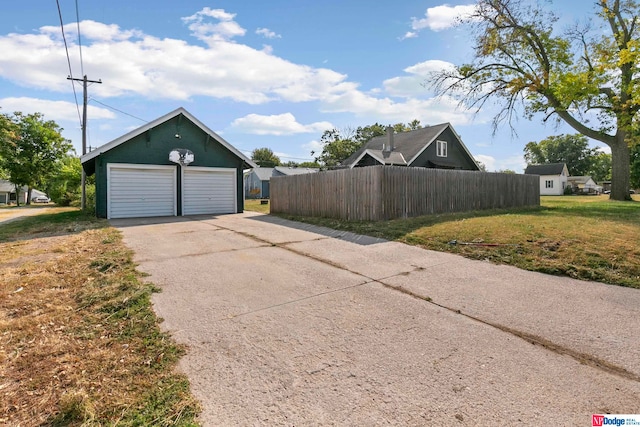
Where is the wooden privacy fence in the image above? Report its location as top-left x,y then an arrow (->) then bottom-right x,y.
270,166 -> 540,221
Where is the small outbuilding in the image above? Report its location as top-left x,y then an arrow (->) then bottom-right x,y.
81,108 -> 256,219
524,163 -> 569,196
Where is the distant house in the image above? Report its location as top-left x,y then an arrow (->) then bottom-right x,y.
244,166 -> 319,199
341,124 -> 480,170
245,167 -> 274,199
0,180 -> 27,204
567,176 -> 600,194
524,163 -> 569,196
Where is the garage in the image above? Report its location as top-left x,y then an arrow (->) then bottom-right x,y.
107,164 -> 176,219
81,108 -> 256,219
182,167 -> 236,215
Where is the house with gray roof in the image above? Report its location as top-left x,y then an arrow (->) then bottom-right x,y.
341,124 -> 480,171
244,166 -> 319,198
567,176 -> 600,194
0,180 -> 27,204
524,163 -> 569,196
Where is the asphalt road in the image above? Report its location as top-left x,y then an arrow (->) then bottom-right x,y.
112,212 -> 640,426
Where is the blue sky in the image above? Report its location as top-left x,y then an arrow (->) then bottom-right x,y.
0,0 -> 599,172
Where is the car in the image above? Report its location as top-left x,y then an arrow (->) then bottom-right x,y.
32,196 -> 50,203
603,190 -> 635,195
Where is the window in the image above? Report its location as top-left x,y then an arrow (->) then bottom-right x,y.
545,180 -> 554,188
436,140 -> 447,157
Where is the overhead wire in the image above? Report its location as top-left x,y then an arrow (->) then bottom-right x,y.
55,0 -> 82,127
75,0 -> 84,77
88,98 -> 149,123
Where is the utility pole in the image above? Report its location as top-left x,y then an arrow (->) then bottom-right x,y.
68,75 -> 101,210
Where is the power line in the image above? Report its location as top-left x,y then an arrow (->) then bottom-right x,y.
88,98 -> 148,122
55,0 -> 82,127
75,0 -> 84,76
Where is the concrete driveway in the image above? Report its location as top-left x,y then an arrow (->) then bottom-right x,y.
112,212 -> 640,426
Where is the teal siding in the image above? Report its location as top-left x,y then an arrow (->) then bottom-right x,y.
411,127 -> 479,170
91,114 -> 245,218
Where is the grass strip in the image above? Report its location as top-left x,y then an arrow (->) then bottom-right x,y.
0,210 -> 200,425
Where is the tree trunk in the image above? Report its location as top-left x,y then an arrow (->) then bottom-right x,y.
27,187 -> 32,205
610,134 -> 632,201
14,183 -> 20,207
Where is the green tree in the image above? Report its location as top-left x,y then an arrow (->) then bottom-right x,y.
524,134 -> 597,176
298,161 -> 321,168
588,152 -> 612,183
431,0 -> 640,201
497,169 -> 517,174
251,147 -> 281,167
476,161 -> 488,172
313,121 -> 423,167
0,113 -> 16,180
47,155 -> 82,206
0,112 -> 72,205
313,128 -> 362,167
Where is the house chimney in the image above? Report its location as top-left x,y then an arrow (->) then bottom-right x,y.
386,126 -> 394,152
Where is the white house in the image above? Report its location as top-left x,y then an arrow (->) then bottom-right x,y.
524,163 -> 569,196
0,180 -> 27,204
567,176 -> 600,194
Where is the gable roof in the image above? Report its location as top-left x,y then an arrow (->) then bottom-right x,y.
0,180 -> 27,192
81,107 -> 256,168
351,149 -> 407,166
567,176 -> 596,185
273,166 -> 320,176
342,123 -> 477,169
524,163 -> 567,175
251,167 -> 275,181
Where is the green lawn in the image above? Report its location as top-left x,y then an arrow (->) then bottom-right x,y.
244,198 -> 271,214
274,195 -> 640,288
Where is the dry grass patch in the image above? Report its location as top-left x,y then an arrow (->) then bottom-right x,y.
0,211 -> 199,425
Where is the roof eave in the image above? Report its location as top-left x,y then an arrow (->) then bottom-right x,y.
80,107 -> 257,168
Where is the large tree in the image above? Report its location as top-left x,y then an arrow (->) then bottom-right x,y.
251,147 -> 281,168
313,121 -> 423,167
431,0 -> 640,200
631,143 -> 640,188
0,112 -> 72,205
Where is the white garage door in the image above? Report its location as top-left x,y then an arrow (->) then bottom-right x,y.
183,167 -> 236,215
107,164 -> 176,219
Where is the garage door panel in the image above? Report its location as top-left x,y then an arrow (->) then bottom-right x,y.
108,165 -> 176,219
183,168 -> 236,215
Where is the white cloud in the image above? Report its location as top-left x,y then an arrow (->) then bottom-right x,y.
0,14 -> 353,105
231,113 -> 333,135
475,154 -> 526,172
0,97 -> 115,123
409,4 -> 476,34
0,9 -> 475,127
383,60 -> 456,98
399,31 -> 418,40
181,8 -> 246,44
302,139 -> 324,156
256,28 -> 281,39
